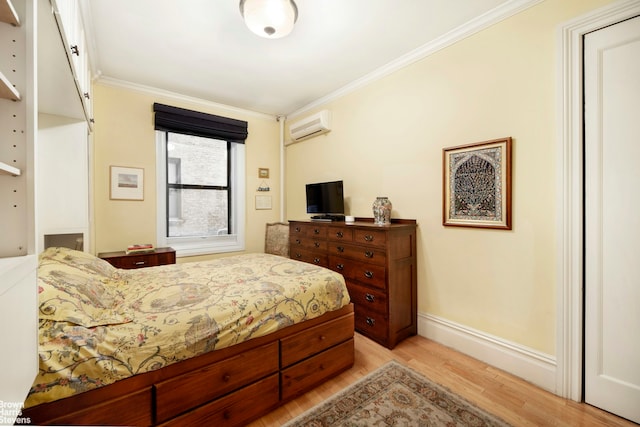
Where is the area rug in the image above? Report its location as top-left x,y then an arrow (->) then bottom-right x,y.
283,360 -> 511,426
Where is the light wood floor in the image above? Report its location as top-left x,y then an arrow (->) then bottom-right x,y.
249,333 -> 637,426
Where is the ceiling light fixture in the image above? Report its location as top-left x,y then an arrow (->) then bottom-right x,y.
239,0 -> 298,39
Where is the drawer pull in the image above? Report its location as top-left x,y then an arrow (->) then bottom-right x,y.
314,228 -> 320,234
336,231 -> 343,238
295,227 -> 301,232
295,239 -> 301,244
365,293 -> 375,303
314,242 -> 320,248
135,261 -> 146,266
313,257 -> 321,264
295,253 -> 302,259
364,270 -> 374,279
319,335 -> 326,341
366,317 -> 375,326
336,263 -> 344,270
223,373 -> 231,382
223,409 -> 232,420
364,234 -> 374,242
364,251 -> 374,258
337,246 -> 345,253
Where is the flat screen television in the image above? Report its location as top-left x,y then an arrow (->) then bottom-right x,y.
306,180 -> 345,220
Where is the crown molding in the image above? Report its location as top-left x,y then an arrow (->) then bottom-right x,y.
96,76 -> 276,120
288,0 -> 543,119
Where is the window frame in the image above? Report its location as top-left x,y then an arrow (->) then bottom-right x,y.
156,131 -> 245,257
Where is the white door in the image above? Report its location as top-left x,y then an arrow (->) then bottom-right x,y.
584,15 -> 640,424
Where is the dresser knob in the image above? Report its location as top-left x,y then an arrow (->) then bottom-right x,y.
295,227 -> 301,232
314,242 -> 320,248
365,293 -> 375,302
336,264 -> 344,270
295,239 -> 301,244
314,228 -> 320,234
295,253 -> 302,259
223,374 -> 231,382
337,246 -> 344,253
364,251 -> 374,258
336,231 -> 343,238
366,317 -> 375,326
364,270 -> 374,279
313,257 -> 321,264
364,234 -> 374,242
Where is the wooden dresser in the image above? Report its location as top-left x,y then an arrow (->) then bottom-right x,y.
98,247 -> 176,269
289,219 -> 417,348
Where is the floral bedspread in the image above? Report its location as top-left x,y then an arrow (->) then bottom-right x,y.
24,247 -> 349,408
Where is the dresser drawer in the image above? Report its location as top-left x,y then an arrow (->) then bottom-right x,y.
290,247 -> 328,267
114,254 -> 160,269
346,280 -> 388,313
330,256 -> 386,290
354,229 -> 387,247
158,374 -> 280,427
354,305 -> 389,344
281,314 -> 354,367
329,242 -> 386,265
281,339 -> 354,401
155,342 -> 278,423
99,247 -> 176,269
328,226 -> 353,242
290,236 -> 327,252
290,223 -> 327,239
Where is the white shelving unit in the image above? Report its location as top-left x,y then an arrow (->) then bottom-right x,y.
0,0 -> 37,421
0,0 -> 29,258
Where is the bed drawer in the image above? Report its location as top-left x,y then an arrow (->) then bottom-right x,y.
154,342 -> 278,424
280,313 -> 354,367
158,374 -> 280,427
43,387 -> 152,426
281,338 -> 354,401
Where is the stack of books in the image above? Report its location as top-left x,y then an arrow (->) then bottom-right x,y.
126,244 -> 155,255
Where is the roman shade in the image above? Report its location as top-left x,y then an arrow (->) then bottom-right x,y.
153,103 -> 248,143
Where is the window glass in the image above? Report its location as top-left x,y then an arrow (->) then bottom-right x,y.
156,131 -> 245,256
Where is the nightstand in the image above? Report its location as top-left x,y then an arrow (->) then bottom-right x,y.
98,247 -> 176,269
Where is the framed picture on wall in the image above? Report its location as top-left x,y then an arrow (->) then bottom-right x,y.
443,137 -> 512,229
110,166 -> 144,200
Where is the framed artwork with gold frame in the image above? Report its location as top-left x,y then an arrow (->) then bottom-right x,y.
443,137 -> 512,229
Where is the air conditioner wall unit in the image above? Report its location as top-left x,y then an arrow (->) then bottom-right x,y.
287,110 -> 331,144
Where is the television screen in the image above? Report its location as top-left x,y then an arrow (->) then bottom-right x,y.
305,180 -> 345,216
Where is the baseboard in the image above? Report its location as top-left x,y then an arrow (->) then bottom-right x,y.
418,312 -> 557,393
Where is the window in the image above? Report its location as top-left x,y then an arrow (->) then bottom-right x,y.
154,103 -> 247,256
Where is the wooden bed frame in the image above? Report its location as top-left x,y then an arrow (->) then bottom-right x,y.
22,303 -> 354,426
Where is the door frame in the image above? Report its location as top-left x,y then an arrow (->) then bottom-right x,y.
556,0 -> 640,401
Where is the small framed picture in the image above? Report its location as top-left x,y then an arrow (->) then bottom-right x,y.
110,166 -> 144,201
443,137 -> 512,229
258,168 -> 269,179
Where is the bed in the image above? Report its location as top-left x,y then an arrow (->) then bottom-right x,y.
21,247 -> 354,426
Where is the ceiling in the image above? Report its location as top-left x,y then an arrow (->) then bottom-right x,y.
82,0 -> 511,117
